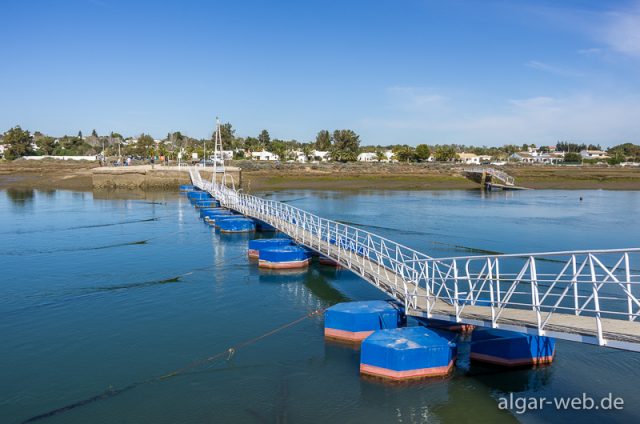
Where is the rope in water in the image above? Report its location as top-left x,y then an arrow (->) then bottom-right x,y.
22,308 -> 325,424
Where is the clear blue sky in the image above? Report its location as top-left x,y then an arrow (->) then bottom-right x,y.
2,0 -> 639,146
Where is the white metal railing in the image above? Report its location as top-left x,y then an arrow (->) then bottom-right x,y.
190,168 -> 640,351
465,167 -> 515,186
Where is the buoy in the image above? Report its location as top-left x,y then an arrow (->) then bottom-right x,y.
360,327 -> 457,380
217,217 -> 256,233
247,238 -> 294,258
324,300 -> 404,342
258,245 -> 311,269
470,328 -> 555,367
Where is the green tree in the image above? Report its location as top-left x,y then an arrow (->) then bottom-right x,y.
415,144 -> 431,161
36,136 -> 57,155
270,140 -> 287,161
244,136 -> 261,152
434,145 -> 457,161
394,145 -> 416,162
330,129 -> 360,162
136,134 -> 155,157
375,150 -> 386,162
91,129 -> 98,138
563,152 -> 582,163
258,129 -> 271,148
3,126 -> 35,159
315,130 -> 332,150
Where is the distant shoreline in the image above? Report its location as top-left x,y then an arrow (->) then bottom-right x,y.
1,160 -> 640,192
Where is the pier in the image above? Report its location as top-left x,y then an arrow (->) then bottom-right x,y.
189,166 -> 640,352
463,167 -> 529,190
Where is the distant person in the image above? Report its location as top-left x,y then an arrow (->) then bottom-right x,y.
127,157 -> 131,166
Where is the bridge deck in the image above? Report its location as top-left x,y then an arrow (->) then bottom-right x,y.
237,206 -> 640,352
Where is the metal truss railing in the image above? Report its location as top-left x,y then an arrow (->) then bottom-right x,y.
190,169 -> 640,350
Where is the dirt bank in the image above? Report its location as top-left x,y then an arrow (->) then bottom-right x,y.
1,159 -> 639,191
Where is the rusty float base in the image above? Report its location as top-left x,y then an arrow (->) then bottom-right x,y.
319,257 -> 341,267
470,352 -> 555,367
360,359 -> 456,381
248,249 -> 259,259
429,323 -> 475,333
258,259 -> 310,269
324,328 -> 374,343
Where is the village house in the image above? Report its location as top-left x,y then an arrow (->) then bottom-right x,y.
457,152 -> 491,165
251,150 -> 279,161
510,151 -> 564,164
311,150 -> 330,162
357,152 -> 378,162
580,150 -> 609,160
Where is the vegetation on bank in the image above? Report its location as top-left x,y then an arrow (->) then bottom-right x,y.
2,124 -> 639,165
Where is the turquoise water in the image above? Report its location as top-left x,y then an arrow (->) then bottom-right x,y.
1,188 -> 639,423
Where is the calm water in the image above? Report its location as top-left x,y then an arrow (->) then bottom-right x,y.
1,188 -> 639,424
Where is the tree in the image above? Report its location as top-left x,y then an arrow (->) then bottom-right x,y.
315,130 -> 331,150
258,129 -> 270,148
136,134 -> 155,157
36,136 -> 57,155
394,145 -> 416,162
3,126 -> 35,159
415,144 -> 431,161
563,152 -> 582,163
217,123 -> 235,149
91,129 -> 98,138
270,140 -> 287,161
330,129 -> 360,162
376,150 -> 386,162
301,143 -> 314,160
434,145 -> 457,161
78,130 -> 83,139
244,136 -> 261,152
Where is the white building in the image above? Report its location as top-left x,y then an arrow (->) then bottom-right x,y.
0,144 -> 6,157
251,150 -> 279,161
357,152 -> 378,162
457,152 -> 481,164
510,151 -> 564,164
311,150 -> 330,162
580,150 -> 609,160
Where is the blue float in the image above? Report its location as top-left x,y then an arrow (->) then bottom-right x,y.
360,327 -> 457,380
217,217 -> 256,233
188,191 -> 211,203
324,300 -> 403,342
470,328 -> 555,367
258,245 -> 311,269
179,184 -> 195,192
247,238 -> 294,258
195,199 -> 220,209
200,208 -> 234,219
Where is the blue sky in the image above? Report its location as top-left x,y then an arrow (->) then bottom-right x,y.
1,0 -> 639,146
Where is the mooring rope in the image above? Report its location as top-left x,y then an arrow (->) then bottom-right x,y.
21,308 -> 325,424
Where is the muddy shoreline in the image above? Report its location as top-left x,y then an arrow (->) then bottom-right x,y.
1,160 -> 639,192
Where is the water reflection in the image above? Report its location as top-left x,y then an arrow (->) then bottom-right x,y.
6,188 -> 34,207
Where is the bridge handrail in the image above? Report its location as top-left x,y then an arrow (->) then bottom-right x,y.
191,168 -> 640,350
